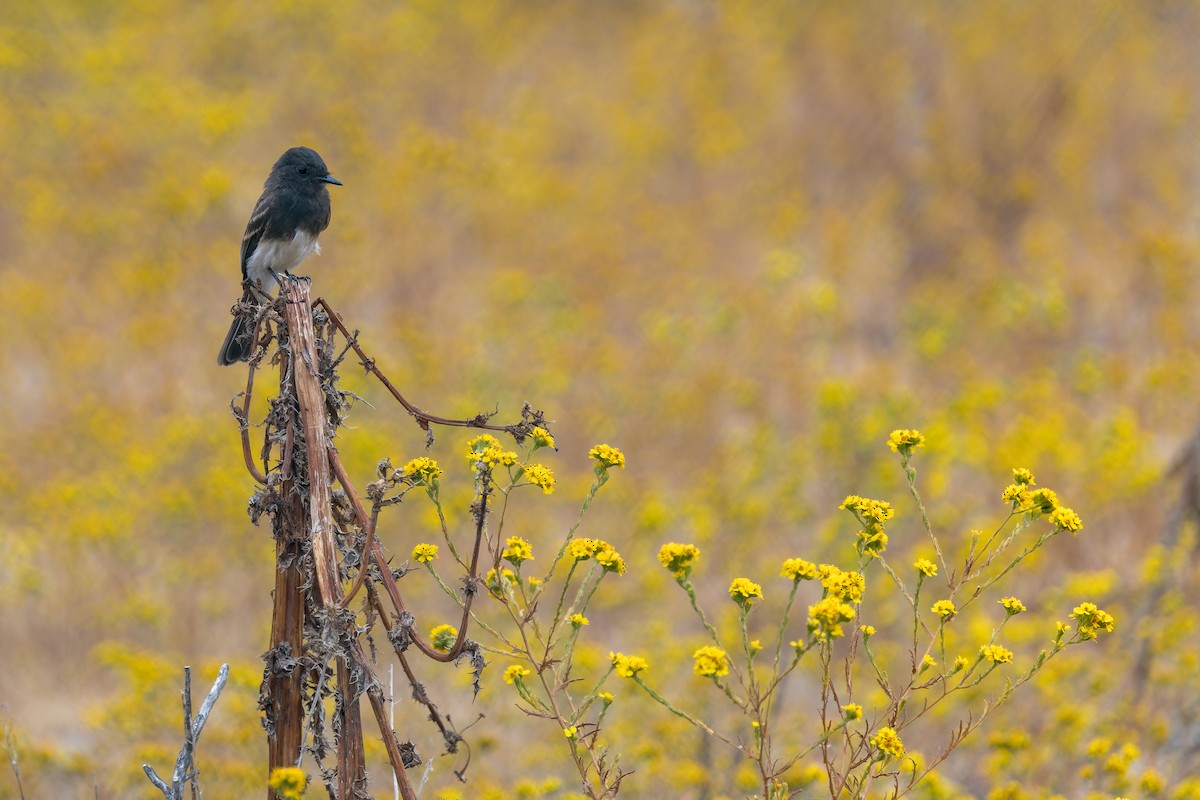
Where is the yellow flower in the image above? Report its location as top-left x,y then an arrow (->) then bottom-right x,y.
522,463 -> 556,494
589,444 -> 626,470
1070,602 -> 1115,640
980,644 -> 1014,664
503,664 -> 531,685
268,767 -> 307,800
819,565 -> 865,603
402,457 -> 442,483
913,558 -> 938,578
530,426 -> 555,449
563,725 -> 578,740
807,597 -> 856,640
840,496 -> 893,557
658,542 -> 701,578
465,435 -> 517,472
1011,467 -> 1035,486
887,428 -> 926,455
1028,487 -> 1059,514
610,651 -> 648,678
839,495 -> 895,525
430,624 -> 458,653
502,536 -> 534,565
931,600 -> 956,620
467,434 -> 502,453
781,557 -> 818,581
1000,596 -> 1026,615
485,568 -> 517,595
729,577 -> 764,606
1049,506 -> 1083,533
952,655 -> 969,672
597,691 -> 614,705
569,613 -> 589,627
595,545 -> 626,575
749,639 -> 763,654
1140,769 -> 1165,793
568,538 -> 600,560
842,703 -> 863,721
870,727 -> 905,759
411,543 -> 439,563
1002,483 -> 1032,508
860,624 -> 876,637
921,654 -> 937,670
692,646 -> 729,677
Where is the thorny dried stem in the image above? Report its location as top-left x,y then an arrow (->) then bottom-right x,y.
231,283 -> 539,799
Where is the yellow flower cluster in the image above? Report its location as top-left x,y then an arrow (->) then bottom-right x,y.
1028,488 -> 1059,514
819,565 -> 865,604
807,596 -> 856,640
503,664 -> 531,684
842,703 -> 863,721
781,557 -> 818,581
887,428 -> 926,455
402,457 -> 442,483
568,613 -> 589,627
466,434 -> 519,471
268,767 -> 308,800
980,644 -> 1014,664
530,426 -> 555,449
589,443 -> 626,470
728,577 -> 764,606
914,558 -> 938,577
411,543 -> 438,563
563,725 -> 578,740
931,600 -> 957,620
658,542 -> 701,578
567,537 -> 626,574
999,470 -> 1084,533
1049,506 -> 1083,533
522,463 -> 555,494
1000,596 -> 1026,615
870,726 -> 905,759
430,623 -> 458,653
502,535 -> 534,565
485,567 -> 517,594
610,651 -> 648,678
692,645 -> 729,677
1070,602 -> 1115,640
840,495 -> 894,557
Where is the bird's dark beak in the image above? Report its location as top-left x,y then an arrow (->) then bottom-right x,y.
321,174 -> 342,186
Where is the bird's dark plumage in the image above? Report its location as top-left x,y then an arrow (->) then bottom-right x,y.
218,147 -> 341,365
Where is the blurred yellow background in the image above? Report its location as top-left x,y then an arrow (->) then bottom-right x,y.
1,1 -> 1196,797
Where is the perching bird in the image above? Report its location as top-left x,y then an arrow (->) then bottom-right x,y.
217,146 -> 341,365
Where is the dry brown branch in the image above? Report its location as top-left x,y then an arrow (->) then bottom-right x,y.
237,281 -> 533,798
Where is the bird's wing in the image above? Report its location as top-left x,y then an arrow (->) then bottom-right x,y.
240,191 -> 273,277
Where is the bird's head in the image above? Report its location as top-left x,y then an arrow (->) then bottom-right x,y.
272,146 -> 342,190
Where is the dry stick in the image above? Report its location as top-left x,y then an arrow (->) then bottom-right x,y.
285,281 -> 342,606
144,665 -> 230,800
283,281 -> 370,800
238,359 -> 268,484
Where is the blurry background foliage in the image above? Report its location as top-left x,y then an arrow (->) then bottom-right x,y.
0,0 -> 1197,797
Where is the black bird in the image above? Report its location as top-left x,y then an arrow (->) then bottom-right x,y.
217,146 -> 341,365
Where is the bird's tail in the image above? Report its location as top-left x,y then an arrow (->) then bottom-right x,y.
217,292 -> 255,365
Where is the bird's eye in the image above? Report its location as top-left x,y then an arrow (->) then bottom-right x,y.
298,166 -> 309,175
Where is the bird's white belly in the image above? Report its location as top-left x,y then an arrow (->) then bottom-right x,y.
246,230 -> 322,291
